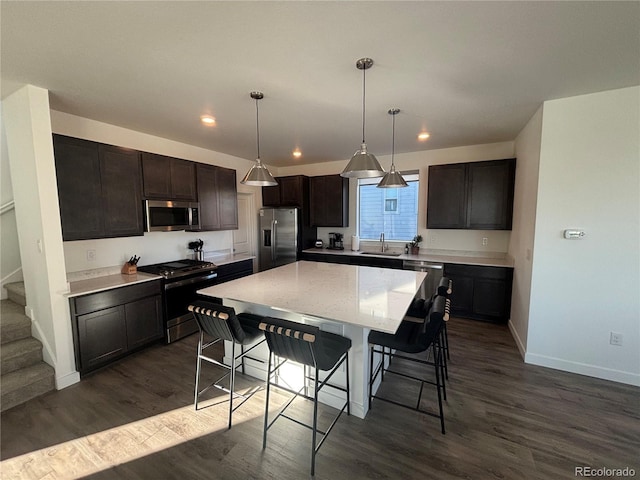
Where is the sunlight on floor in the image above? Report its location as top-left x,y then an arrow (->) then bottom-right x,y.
1,400 -> 249,480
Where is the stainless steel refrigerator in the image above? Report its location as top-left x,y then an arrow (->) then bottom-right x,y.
259,207 -> 299,271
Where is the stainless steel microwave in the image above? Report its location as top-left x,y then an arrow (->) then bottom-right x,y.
145,200 -> 200,232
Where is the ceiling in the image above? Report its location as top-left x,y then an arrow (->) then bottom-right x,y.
2,1 -> 638,168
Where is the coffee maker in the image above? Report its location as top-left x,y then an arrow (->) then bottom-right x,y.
328,232 -> 344,250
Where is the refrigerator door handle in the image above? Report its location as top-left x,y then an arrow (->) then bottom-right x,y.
272,220 -> 277,261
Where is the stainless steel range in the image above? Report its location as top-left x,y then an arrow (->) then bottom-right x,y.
138,259 -> 218,343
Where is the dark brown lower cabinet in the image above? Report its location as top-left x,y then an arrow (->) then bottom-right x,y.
215,259 -> 254,283
443,264 -> 513,323
70,280 -> 162,374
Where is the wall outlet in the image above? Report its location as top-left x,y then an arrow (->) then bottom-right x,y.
87,249 -> 96,261
609,332 -> 623,346
482,237 -> 488,246
431,234 -> 438,245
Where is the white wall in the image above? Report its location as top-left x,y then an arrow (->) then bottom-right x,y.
2,86 -> 78,388
527,87 -> 640,386
1,110 -> 24,296
51,111 -> 260,272
508,106 -> 543,356
278,141 -> 515,253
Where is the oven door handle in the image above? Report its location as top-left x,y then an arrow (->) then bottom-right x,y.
164,272 -> 218,290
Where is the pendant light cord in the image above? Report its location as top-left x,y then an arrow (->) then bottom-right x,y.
255,98 -> 261,160
361,66 -> 366,144
391,111 -> 395,167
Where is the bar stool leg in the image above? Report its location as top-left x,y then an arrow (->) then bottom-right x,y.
194,331 -> 204,410
262,351 -> 273,449
345,352 -> 351,416
229,341 -> 237,429
434,346 -> 445,434
311,364 -> 320,477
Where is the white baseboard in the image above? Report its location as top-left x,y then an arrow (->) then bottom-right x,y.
507,320 -> 526,360
56,371 -> 80,389
525,352 -> 640,387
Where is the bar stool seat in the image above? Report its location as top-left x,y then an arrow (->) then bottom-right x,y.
259,316 -> 351,477
189,300 -> 266,429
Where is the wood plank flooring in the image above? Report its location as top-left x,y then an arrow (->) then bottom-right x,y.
1,318 -> 638,479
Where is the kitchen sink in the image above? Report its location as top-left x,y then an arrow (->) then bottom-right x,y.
359,251 -> 402,257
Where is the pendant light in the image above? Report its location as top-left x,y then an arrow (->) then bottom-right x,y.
241,91 -> 278,187
341,58 -> 385,178
377,108 -> 408,188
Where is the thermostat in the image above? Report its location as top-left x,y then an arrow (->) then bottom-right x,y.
563,229 -> 586,239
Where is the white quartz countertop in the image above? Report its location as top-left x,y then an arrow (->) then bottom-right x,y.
303,248 -> 514,268
65,272 -> 162,298
64,254 -> 254,298
198,261 -> 427,334
203,252 -> 255,266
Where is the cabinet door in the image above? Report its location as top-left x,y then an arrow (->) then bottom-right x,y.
217,167 -> 238,230
467,159 -> 515,230
473,279 -> 507,318
77,306 -> 127,370
279,176 -> 305,206
125,295 -> 163,350
100,145 -> 144,237
310,175 -> 349,227
262,183 -> 281,206
170,158 -> 197,201
427,164 -> 467,229
53,135 -> 105,240
142,152 -> 172,198
196,163 -> 221,230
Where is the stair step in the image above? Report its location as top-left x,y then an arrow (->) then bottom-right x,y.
5,281 -> 26,307
1,337 -> 44,374
1,362 -> 55,412
0,299 -> 31,344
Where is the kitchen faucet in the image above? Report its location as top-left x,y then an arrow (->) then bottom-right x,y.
380,232 -> 386,252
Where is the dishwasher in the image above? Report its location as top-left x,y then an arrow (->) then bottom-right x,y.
402,260 -> 444,299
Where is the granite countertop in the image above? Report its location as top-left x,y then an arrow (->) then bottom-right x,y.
198,261 -> 426,334
302,247 -> 514,268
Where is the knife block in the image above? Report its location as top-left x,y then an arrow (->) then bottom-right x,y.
121,262 -> 137,275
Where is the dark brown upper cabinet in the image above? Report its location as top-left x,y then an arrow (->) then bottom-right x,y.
53,134 -> 144,241
310,175 -> 349,227
142,152 -> 197,201
196,163 -> 238,231
427,158 -> 516,230
262,175 -> 308,208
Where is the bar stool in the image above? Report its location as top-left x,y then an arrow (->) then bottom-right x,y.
259,316 -> 351,477
368,296 -> 449,434
189,300 -> 266,429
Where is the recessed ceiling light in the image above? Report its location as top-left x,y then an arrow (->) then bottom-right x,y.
200,115 -> 216,126
418,132 -> 430,141
293,149 -> 302,158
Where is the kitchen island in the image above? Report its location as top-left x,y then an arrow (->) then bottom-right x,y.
198,260 -> 427,418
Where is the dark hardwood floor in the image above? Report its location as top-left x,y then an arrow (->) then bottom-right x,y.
2,318 -> 638,479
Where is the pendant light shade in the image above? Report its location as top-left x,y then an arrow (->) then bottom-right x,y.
341,58 -> 385,178
241,91 -> 278,187
377,108 -> 408,188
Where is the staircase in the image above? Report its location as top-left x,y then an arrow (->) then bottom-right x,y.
1,282 -> 55,412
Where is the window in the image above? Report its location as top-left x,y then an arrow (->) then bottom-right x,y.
357,172 -> 419,241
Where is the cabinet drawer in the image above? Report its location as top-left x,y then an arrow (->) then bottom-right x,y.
74,280 -> 162,315
444,264 -> 509,280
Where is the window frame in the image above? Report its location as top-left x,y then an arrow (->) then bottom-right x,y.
356,171 -> 419,242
